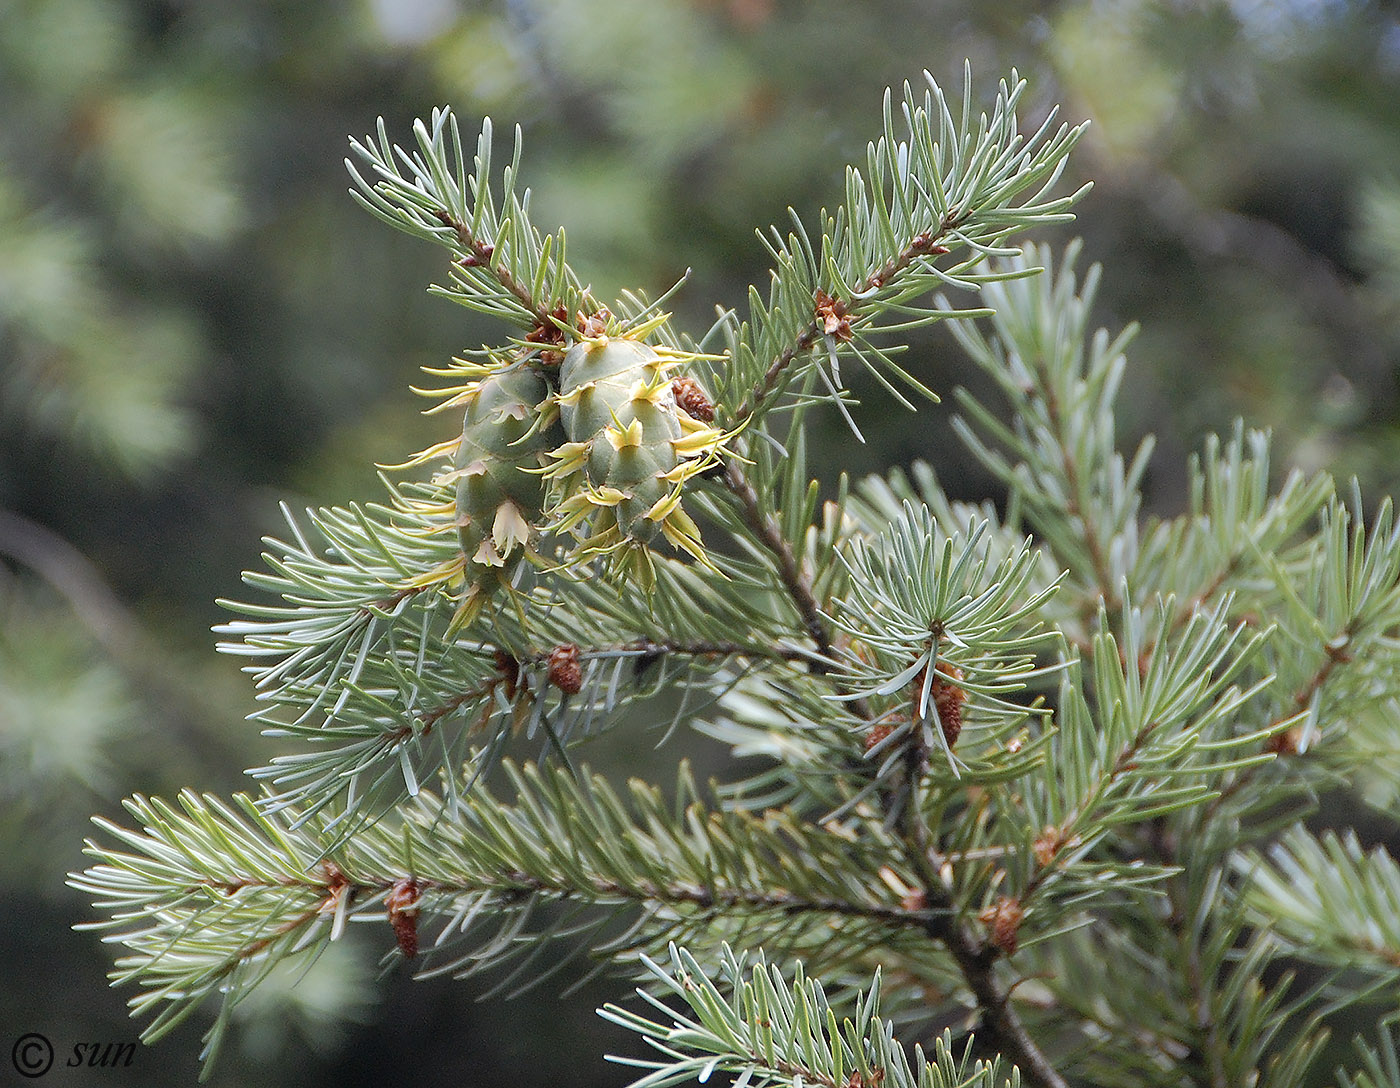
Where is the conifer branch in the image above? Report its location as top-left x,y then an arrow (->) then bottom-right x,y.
1241,827 -> 1400,975
947,243 -> 1143,625
724,225 -> 956,432
888,762 -> 1064,1088
716,67 -> 1087,437
428,204 -> 558,327
1172,889 -> 1232,1088
346,110 -> 592,328
74,60 -> 1400,1088
943,924 -> 1068,1088
71,764 -> 949,1064
602,944 -> 1016,1088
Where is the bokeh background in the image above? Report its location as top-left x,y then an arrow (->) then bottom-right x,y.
3,1 -> 1399,1085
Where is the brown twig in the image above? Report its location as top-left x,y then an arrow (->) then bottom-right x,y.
431,208 -> 588,328
724,221 -> 953,432
722,461 -> 835,665
199,866 -> 933,939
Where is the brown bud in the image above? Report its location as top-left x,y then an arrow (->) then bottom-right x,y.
493,648 -> 521,701
914,661 -> 967,748
547,643 -> 583,694
386,878 -> 421,958
1032,826 -> 1061,867
864,722 -> 894,751
814,289 -> 853,342
978,896 -> 1024,955
1265,727 -> 1301,756
672,375 -> 716,422
900,887 -> 927,912
455,243 -> 493,268
316,861 -> 351,914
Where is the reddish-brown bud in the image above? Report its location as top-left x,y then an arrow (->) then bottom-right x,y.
979,896 -> 1024,955
386,878 -> 421,958
455,243 -> 494,268
672,376 -> 716,422
1032,826 -> 1061,867
547,643 -> 583,694
814,289 -> 854,342
865,722 -> 894,751
494,649 -> 521,701
1265,727 -> 1301,756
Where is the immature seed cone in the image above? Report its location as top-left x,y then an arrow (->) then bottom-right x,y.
449,365 -> 559,623
545,332 -> 730,578
454,365 -> 553,562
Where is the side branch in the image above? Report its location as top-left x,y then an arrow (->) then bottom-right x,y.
892,667 -> 1069,1088
209,868 -> 933,936
941,919 -> 1070,1088
397,636 -> 820,738
1030,351 -> 1120,616
511,638 -> 816,668
1206,626 -> 1356,818
715,224 -> 959,668
721,461 -> 833,666
727,223 -> 952,431
432,207 -> 554,326
906,867 -> 1069,1088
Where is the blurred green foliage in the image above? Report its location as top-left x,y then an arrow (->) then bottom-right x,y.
2,0 -> 1399,1084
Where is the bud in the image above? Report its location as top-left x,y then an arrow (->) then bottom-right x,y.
978,896 -> 1023,955
1264,726 -> 1301,756
386,878 -> 421,958
547,643 -> 583,694
493,649 -> 521,701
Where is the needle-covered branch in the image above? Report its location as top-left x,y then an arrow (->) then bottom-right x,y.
716,67 -> 1089,435
601,944 -> 1019,1088
71,764 -> 957,1070
347,110 -> 592,328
